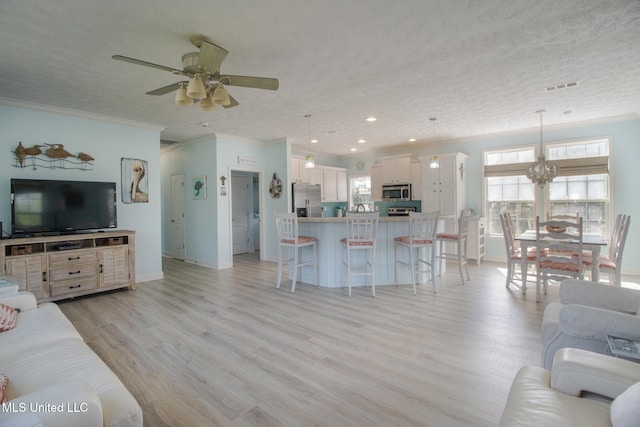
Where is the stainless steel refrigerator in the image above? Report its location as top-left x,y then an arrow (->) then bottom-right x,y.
292,183 -> 322,217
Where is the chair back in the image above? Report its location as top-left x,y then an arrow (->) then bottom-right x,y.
344,212 -> 379,246
275,212 -> 298,244
610,214 -> 631,264
457,209 -> 472,239
500,212 -> 517,256
547,212 -> 580,224
535,215 -> 584,281
408,211 -> 439,246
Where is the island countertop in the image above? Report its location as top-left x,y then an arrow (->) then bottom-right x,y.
298,216 -> 410,223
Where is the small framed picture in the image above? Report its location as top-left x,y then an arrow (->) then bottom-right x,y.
192,176 -> 207,200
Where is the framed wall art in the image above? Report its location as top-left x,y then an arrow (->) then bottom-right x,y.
192,175 -> 207,200
121,158 -> 149,203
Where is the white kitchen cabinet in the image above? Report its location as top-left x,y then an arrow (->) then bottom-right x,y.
291,157 -> 323,185
467,217 -> 486,264
370,164 -> 382,201
410,160 -> 422,200
381,157 -> 411,184
421,152 -> 468,220
322,167 -> 348,202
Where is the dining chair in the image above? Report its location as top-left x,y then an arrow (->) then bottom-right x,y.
546,211 -> 580,223
394,211 -> 439,295
436,209 -> 471,285
500,212 -> 537,291
534,215 -> 584,303
275,212 -> 318,292
340,212 -> 379,297
580,214 -> 631,286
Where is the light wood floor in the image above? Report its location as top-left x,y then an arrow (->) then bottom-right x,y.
58,255 -> 568,426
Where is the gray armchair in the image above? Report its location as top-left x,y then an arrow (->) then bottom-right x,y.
541,279 -> 640,369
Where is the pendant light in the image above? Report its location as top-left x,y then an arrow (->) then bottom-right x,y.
304,114 -> 315,169
429,117 -> 439,169
526,109 -> 557,188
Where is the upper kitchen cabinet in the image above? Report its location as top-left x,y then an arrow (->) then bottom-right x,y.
322,167 -> 348,202
381,156 -> 411,184
370,163 -> 382,201
421,152 -> 468,218
291,157 -> 322,185
410,160 -> 422,200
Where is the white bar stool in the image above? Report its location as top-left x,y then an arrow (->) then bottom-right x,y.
394,211 -> 439,294
340,212 -> 379,297
275,212 -> 318,292
436,209 -> 471,285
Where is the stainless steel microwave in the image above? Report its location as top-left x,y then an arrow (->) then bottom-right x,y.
382,184 -> 411,201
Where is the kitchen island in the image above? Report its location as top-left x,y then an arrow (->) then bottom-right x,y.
295,216 -> 444,289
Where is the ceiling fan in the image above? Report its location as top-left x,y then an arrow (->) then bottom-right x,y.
112,35 -> 279,110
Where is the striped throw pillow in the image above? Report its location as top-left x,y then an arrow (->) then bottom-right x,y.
0,303 -> 17,332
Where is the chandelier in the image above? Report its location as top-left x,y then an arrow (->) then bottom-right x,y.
526,110 -> 557,188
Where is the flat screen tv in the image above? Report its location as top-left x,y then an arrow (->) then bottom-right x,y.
11,179 -> 117,236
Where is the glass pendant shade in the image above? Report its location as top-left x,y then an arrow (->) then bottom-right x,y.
174,85 -> 191,106
186,74 -> 206,100
304,154 -> 315,169
430,155 -> 440,169
199,96 -> 216,111
212,84 -> 231,106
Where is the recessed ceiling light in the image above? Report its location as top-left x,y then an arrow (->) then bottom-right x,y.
350,148 -> 357,152
409,138 -> 416,142
358,139 -> 366,143
311,139 -> 318,143
366,117 -> 377,122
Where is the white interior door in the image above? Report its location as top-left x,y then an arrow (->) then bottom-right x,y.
232,174 -> 250,255
170,173 -> 186,260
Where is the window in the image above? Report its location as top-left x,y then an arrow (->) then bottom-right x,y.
546,139 -> 609,236
484,138 -> 611,239
484,147 -> 536,236
349,175 -> 373,211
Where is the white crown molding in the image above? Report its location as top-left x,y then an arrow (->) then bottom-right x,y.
0,97 -> 166,132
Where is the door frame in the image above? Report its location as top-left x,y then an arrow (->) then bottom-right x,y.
228,166 -> 264,265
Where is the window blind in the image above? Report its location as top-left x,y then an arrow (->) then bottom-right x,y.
484,155 -> 608,178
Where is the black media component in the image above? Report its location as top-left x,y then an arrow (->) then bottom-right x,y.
11,179 -> 117,236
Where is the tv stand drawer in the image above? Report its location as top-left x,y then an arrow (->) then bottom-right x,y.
49,264 -> 99,282
49,250 -> 98,268
51,276 -> 99,297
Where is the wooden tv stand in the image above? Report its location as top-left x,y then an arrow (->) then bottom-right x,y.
0,230 -> 135,303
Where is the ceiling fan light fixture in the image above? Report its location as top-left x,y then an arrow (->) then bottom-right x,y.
174,84 -> 191,106
186,73 -> 206,100
213,84 -> 231,106
199,96 -> 216,111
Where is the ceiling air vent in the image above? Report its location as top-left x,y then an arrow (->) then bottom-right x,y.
545,81 -> 579,92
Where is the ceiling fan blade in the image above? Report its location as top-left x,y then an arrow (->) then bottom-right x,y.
219,75 -> 279,91
222,95 -> 239,109
198,41 -> 228,73
112,55 -> 189,77
146,81 -> 188,96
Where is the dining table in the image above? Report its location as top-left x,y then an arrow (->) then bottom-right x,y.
514,230 -> 607,293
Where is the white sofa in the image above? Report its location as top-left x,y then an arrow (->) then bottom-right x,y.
541,279 -> 640,369
0,292 -> 142,427
500,348 -> 640,427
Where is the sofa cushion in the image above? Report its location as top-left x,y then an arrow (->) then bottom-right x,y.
0,303 -> 83,358
1,338 -> 142,427
610,381 -> 640,427
500,365 -> 611,427
0,373 -> 7,404
541,302 -> 562,344
0,303 -> 17,332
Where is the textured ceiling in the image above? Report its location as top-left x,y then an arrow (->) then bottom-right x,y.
1,0 -> 639,156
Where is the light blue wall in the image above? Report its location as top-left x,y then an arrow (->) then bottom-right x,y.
0,104 -> 164,281
160,134 -> 290,268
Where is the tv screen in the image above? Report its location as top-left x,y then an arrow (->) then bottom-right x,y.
11,179 -> 117,235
